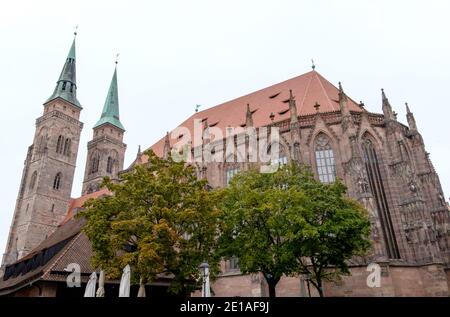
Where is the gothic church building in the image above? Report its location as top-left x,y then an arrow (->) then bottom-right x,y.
1,35 -> 449,297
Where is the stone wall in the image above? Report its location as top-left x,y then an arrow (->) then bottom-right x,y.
197,263 -> 449,297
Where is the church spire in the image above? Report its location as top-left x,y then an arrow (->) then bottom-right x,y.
46,33 -> 81,108
381,88 -> 395,121
289,90 -> 298,123
338,82 -> 350,115
93,61 -> 125,131
405,102 -> 418,132
163,132 -> 171,159
245,103 -> 254,127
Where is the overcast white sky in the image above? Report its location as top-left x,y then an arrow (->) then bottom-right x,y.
0,0 -> 449,256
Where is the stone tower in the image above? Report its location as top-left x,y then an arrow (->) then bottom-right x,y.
2,35 -> 83,266
82,63 -> 126,195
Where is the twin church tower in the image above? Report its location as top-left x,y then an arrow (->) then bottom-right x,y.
1,35 -> 126,265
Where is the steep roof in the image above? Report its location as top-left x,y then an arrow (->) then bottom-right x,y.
0,218 -> 86,294
93,66 -> 125,131
149,70 -> 362,158
62,187 -> 111,225
45,36 -> 82,109
0,215 -> 170,295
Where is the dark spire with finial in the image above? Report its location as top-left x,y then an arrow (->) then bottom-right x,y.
46,28 -> 82,108
311,59 -> 316,71
245,103 -> 253,127
289,89 -> 298,123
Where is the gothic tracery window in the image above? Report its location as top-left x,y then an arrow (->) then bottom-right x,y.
314,134 -> 336,183
29,171 -> 37,190
56,135 -> 64,154
226,256 -> 240,272
106,156 -> 113,174
53,172 -> 62,190
362,137 -> 400,259
63,138 -> 71,156
90,153 -> 100,174
38,132 -> 47,154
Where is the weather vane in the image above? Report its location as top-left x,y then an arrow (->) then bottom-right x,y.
74,25 -> 78,37
115,53 -> 120,65
311,59 -> 316,70
195,104 -> 201,112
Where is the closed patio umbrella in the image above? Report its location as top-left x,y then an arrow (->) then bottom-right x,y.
119,265 -> 131,297
137,277 -> 146,297
84,272 -> 97,297
96,270 -> 105,297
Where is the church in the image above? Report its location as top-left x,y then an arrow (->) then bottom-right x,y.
1,34 -> 449,297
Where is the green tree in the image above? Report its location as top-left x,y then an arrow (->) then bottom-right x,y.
291,169 -> 371,297
79,150 -> 221,295
218,164 -> 371,297
217,164 -> 305,297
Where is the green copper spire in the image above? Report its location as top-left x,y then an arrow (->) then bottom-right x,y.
45,33 -> 82,108
93,62 -> 125,130
67,37 -> 76,60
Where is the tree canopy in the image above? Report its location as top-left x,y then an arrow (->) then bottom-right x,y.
79,150 -> 221,295
218,163 -> 371,297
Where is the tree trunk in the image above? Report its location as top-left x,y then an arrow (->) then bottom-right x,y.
263,273 -> 280,298
316,278 -> 324,297
268,281 -> 277,298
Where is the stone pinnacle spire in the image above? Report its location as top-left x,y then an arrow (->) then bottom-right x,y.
338,81 -> 351,116
338,82 -> 348,102
163,132 -> 171,159
246,103 -> 254,127
405,102 -> 418,132
46,33 -> 82,108
93,61 -> 125,131
381,88 -> 395,121
289,89 -> 298,123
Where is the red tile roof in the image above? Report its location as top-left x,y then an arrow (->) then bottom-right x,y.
61,187 -> 111,224
148,70 -> 361,158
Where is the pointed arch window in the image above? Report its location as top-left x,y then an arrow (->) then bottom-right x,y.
314,134 -> 336,183
90,153 -> 100,174
53,172 -> 62,190
38,134 -> 47,154
362,137 -> 400,259
106,156 -> 114,174
63,138 -> 71,156
29,171 -> 37,190
56,135 -> 64,154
